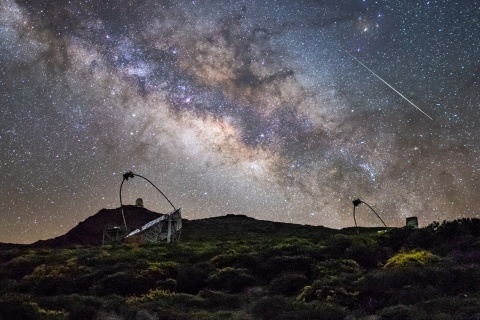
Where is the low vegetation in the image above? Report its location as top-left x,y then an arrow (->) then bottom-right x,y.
1,218 -> 480,319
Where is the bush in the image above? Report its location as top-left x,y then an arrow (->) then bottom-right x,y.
176,263 -> 214,294
268,273 -> 308,296
322,234 -> 353,258
210,253 -> 258,270
145,261 -> 180,279
378,304 -> 428,320
416,296 -> 480,318
68,305 -> 97,320
300,259 -> 362,307
406,228 -> 436,249
207,267 -> 256,293
347,235 -> 384,268
314,259 -> 362,279
94,270 -> 152,296
0,293 -> 42,320
358,267 -> 429,310
36,294 -> 105,317
0,293 -> 65,320
388,285 -> 441,306
268,237 -> 316,256
198,290 -> 241,309
22,263 -> 92,296
251,296 -> 345,320
384,250 -> 438,268
258,256 -> 315,281
5,253 -> 46,281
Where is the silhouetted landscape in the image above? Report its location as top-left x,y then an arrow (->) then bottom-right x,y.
1,209 -> 479,319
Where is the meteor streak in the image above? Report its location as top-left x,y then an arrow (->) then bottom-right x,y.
347,52 -> 433,121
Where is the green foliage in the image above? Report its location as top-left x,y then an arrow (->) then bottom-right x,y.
175,262 -> 214,294
125,288 -> 174,304
321,234 -> 353,257
258,255 -> 315,281
5,251 -> 48,280
299,259 -> 363,308
0,293 -> 66,320
198,290 -> 241,310
268,237 -> 317,256
207,267 -> 257,293
93,269 -> 153,296
1,218 -> 480,319
314,258 -> 363,279
22,263 -> 91,295
384,250 -> 438,268
210,253 -> 258,270
346,235 -> 386,268
251,296 -> 346,320
378,304 -> 428,320
268,273 -> 308,296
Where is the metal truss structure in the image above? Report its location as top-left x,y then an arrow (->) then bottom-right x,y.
103,171 -> 182,245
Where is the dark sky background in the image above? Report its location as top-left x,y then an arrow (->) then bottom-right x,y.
1,0 -> 479,244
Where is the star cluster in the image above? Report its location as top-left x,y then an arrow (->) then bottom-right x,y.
1,0 -> 479,243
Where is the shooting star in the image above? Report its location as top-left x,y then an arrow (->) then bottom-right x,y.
347,52 -> 433,120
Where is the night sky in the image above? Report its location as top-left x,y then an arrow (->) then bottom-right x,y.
1,0 -> 479,244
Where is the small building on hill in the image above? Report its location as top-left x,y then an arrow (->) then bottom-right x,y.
406,216 -> 419,229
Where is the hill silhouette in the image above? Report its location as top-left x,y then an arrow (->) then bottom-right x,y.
33,205 -> 164,247
1,214 -> 480,318
31,207 -> 344,247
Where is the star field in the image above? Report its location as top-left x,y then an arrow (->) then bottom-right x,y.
1,0 -> 479,243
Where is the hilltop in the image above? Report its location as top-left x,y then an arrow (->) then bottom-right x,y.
1,210 -> 479,319
32,205 -> 164,247
30,206 -> 346,248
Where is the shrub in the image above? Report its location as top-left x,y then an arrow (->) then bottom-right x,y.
268,273 -> 308,296
154,278 -> 177,292
358,267 -> 429,310
176,263 -> 214,294
94,270 -> 152,296
0,293 -> 42,320
146,261 -> 179,278
134,309 -> 159,320
346,235 -> 384,268
210,253 -> 258,270
406,228 -> 436,249
314,259 -> 362,279
125,288 -> 174,304
36,294 -> 105,317
0,293 -> 65,320
388,285 -> 441,306
416,296 -> 480,318
198,290 -> 241,309
207,267 -> 256,293
22,263 -> 92,296
5,253 -> 46,281
432,264 -> 480,295
251,296 -> 345,320
68,305 -> 97,320
377,304 -> 428,320
269,237 -> 316,256
258,256 -> 315,281
322,234 -> 353,258
384,250 -> 438,268
300,259 -> 362,307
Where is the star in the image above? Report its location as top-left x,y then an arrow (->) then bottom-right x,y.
0,0 -> 479,243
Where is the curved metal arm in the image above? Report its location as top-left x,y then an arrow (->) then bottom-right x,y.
352,198 -> 388,234
119,177 -> 128,230
119,171 -> 177,231
361,200 -> 388,229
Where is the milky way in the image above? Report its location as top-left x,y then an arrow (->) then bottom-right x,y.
1,0 -> 479,243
